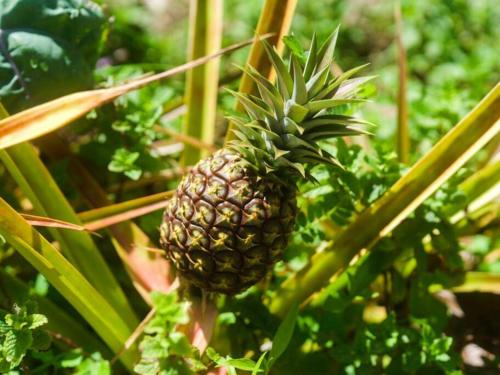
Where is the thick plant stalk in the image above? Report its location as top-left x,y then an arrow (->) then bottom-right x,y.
395,1 -> 410,163
452,272 -> 500,294
448,160 -> 500,215
455,201 -> 498,236
182,0 -> 223,166
225,0 -> 297,143
269,84 -> 500,317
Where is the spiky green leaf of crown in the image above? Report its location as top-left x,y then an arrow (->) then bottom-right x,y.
228,27 -> 374,180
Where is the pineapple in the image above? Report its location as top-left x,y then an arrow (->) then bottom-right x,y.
160,29 -> 372,294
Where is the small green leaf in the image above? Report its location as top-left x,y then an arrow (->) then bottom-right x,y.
317,26 -> 340,71
206,347 -> 222,362
252,352 -> 267,375
134,360 -> 159,375
222,358 -> 259,371
0,321 -> 10,333
60,350 -> 84,368
168,332 -> 191,356
291,56 -> 307,104
262,41 -> 293,99
283,35 -> 306,63
108,148 -> 142,180
29,314 -> 48,329
3,329 -> 32,366
303,33 -> 318,80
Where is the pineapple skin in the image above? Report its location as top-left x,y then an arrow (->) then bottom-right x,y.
160,149 -> 297,294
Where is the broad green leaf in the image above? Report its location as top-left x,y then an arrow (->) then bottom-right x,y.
28,314 -> 47,329
270,83 -> 500,317
0,0 -> 105,65
0,31 -> 92,112
0,0 -> 105,112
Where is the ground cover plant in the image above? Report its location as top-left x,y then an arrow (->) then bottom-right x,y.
0,0 -> 498,374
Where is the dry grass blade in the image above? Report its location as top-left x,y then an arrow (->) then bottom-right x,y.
84,200 -> 170,232
21,213 -> 92,232
0,36 -> 270,150
78,191 -> 173,223
154,125 -> 217,152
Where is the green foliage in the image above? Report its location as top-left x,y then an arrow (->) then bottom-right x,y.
0,0 -> 498,373
0,0 -> 106,112
134,291 -> 200,375
29,348 -> 111,374
260,139 -> 467,373
62,351 -> 111,375
0,301 -> 50,372
206,347 -> 264,374
79,66 -> 178,180
330,314 -> 461,374
135,292 -> 273,375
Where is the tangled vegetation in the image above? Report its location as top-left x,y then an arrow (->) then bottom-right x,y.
0,0 -> 498,374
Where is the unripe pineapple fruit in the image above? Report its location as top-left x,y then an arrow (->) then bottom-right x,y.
160,29 -> 372,294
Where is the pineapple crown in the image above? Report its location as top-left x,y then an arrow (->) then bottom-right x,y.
227,27 -> 374,181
